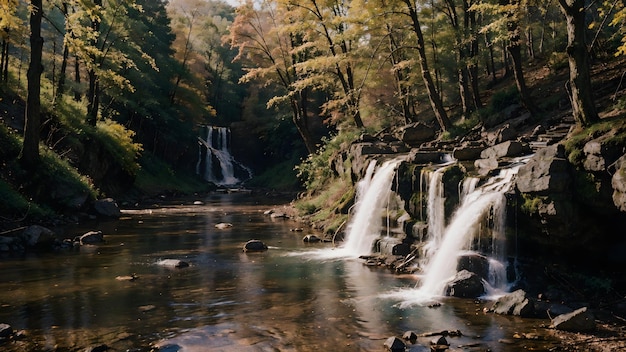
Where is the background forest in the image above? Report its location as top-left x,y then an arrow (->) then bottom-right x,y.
0,0 -> 625,223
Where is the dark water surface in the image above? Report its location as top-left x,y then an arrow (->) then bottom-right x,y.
0,193 -> 560,351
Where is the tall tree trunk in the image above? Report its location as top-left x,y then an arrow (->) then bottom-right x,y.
1,35 -> 8,82
86,0 -> 102,125
73,55 -> 81,101
502,0 -> 537,115
291,90 -> 316,154
403,0 -> 451,131
465,2 -> 482,110
558,0 -> 599,126
20,0 -> 44,169
55,2 -> 70,100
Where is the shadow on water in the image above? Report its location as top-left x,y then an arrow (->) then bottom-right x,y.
0,193 -> 561,351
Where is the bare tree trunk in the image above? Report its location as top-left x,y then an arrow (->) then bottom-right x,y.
86,0 -> 102,125
20,0 -> 44,169
403,0 -> 451,131
558,0 -> 599,126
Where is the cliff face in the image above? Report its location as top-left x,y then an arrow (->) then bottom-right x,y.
334,115 -> 626,268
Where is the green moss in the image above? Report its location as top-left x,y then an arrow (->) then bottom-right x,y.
134,152 -> 213,196
520,193 -> 544,214
564,118 -> 626,167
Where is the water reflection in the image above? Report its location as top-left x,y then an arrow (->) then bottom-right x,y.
0,193 -> 558,351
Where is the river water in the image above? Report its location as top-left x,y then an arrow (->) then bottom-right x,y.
0,192 -> 561,351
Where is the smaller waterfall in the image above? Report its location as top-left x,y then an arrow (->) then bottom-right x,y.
342,158 -> 403,257
197,126 -> 250,186
417,161 -> 527,299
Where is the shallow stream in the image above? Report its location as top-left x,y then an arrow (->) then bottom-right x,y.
0,193 -> 561,351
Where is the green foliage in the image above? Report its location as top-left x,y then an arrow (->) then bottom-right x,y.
520,193 -> 544,214
440,114 -> 481,141
134,152 -> 213,196
563,118 -> 626,166
0,179 -> 51,219
547,51 -> 569,72
479,87 -> 520,128
295,130 -> 361,192
93,119 -> 143,175
246,156 -> 301,191
0,122 -> 21,162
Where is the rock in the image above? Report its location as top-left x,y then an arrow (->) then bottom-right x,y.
444,270 -> 485,298
243,239 -> 268,252
550,307 -> 596,332
489,289 -> 534,317
407,149 -> 444,164
397,122 -> 437,147
402,331 -> 417,343
474,158 -> 499,176
115,274 -> 138,281
79,231 -> 104,245
214,223 -> 233,229
93,198 -> 122,218
21,225 -> 56,248
431,336 -> 449,346
0,323 -> 13,338
383,336 -> 406,352
157,259 -> 190,268
193,201 -> 204,205
583,133 -> 625,172
453,145 -> 485,161
270,212 -> 288,219
86,344 -> 109,352
456,254 -> 489,281
612,154 -> 626,212
516,144 -> 570,194
302,234 -> 321,243
480,140 -> 528,160
496,124 -> 517,143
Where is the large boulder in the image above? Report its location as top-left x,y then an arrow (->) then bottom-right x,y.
383,336 -> 406,352
489,289 -> 534,317
444,270 -> 485,298
453,144 -> 486,161
550,307 -> 596,332
21,225 -> 56,248
516,144 -> 570,194
397,122 -> 436,147
582,133 -> 625,172
93,198 -> 122,218
456,254 -> 490,281
480,140 -> 528,160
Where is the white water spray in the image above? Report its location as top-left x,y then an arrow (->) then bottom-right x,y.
417,163 -> 526,298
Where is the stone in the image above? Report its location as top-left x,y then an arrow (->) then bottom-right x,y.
496,124 -> 517,143
302,234 -> 321,243
453,145 -> 485,161
383,336 -> 406,352
612,154 -> 626,212
516,144 -> 571,194
214,223 -> 233,229
407,149 -> 443,164
157,259 -> 190,268
456,254 -> 489,281
21,225 -> 56,247
444,270 -> 485,298
0,323 -> 13,338
243,239 -> 268,252
402,330 -> 418,343
489,289 -> 534,317
93,198 -> 122,218
79,231 -> 104,245
583,133 -> 625,172
474,157 -> 499,176
550,307 -> 596,332
397,122 -> 437,147
480,140 -> 528,160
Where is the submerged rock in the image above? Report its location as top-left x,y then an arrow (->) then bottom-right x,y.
0,323 -> 13,339
21,225 -> 56,248
302,234 -> 321,243
78,231 -> 104,245
243,239 -> 268,252
157,259 -> 190,268
550,307 -> 596,332
214,222 -> 233,229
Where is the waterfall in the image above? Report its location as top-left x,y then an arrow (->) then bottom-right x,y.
341,158 -> 403,257
417,161 -> 527,299
197,126 -> 250,186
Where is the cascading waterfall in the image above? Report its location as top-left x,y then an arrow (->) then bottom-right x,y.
341,158 -> 404,257
197,126 -> 250,186
417,162 -> 527,299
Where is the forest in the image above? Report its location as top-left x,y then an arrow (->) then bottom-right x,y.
0,0 -> 625,224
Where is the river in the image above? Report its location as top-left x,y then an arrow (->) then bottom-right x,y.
0,192 -> 561,351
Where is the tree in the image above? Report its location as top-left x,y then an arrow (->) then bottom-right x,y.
229,0 -> 318,153
401,0 -> 452,131
558,0 -> 599,126
20,0 -> 44,169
